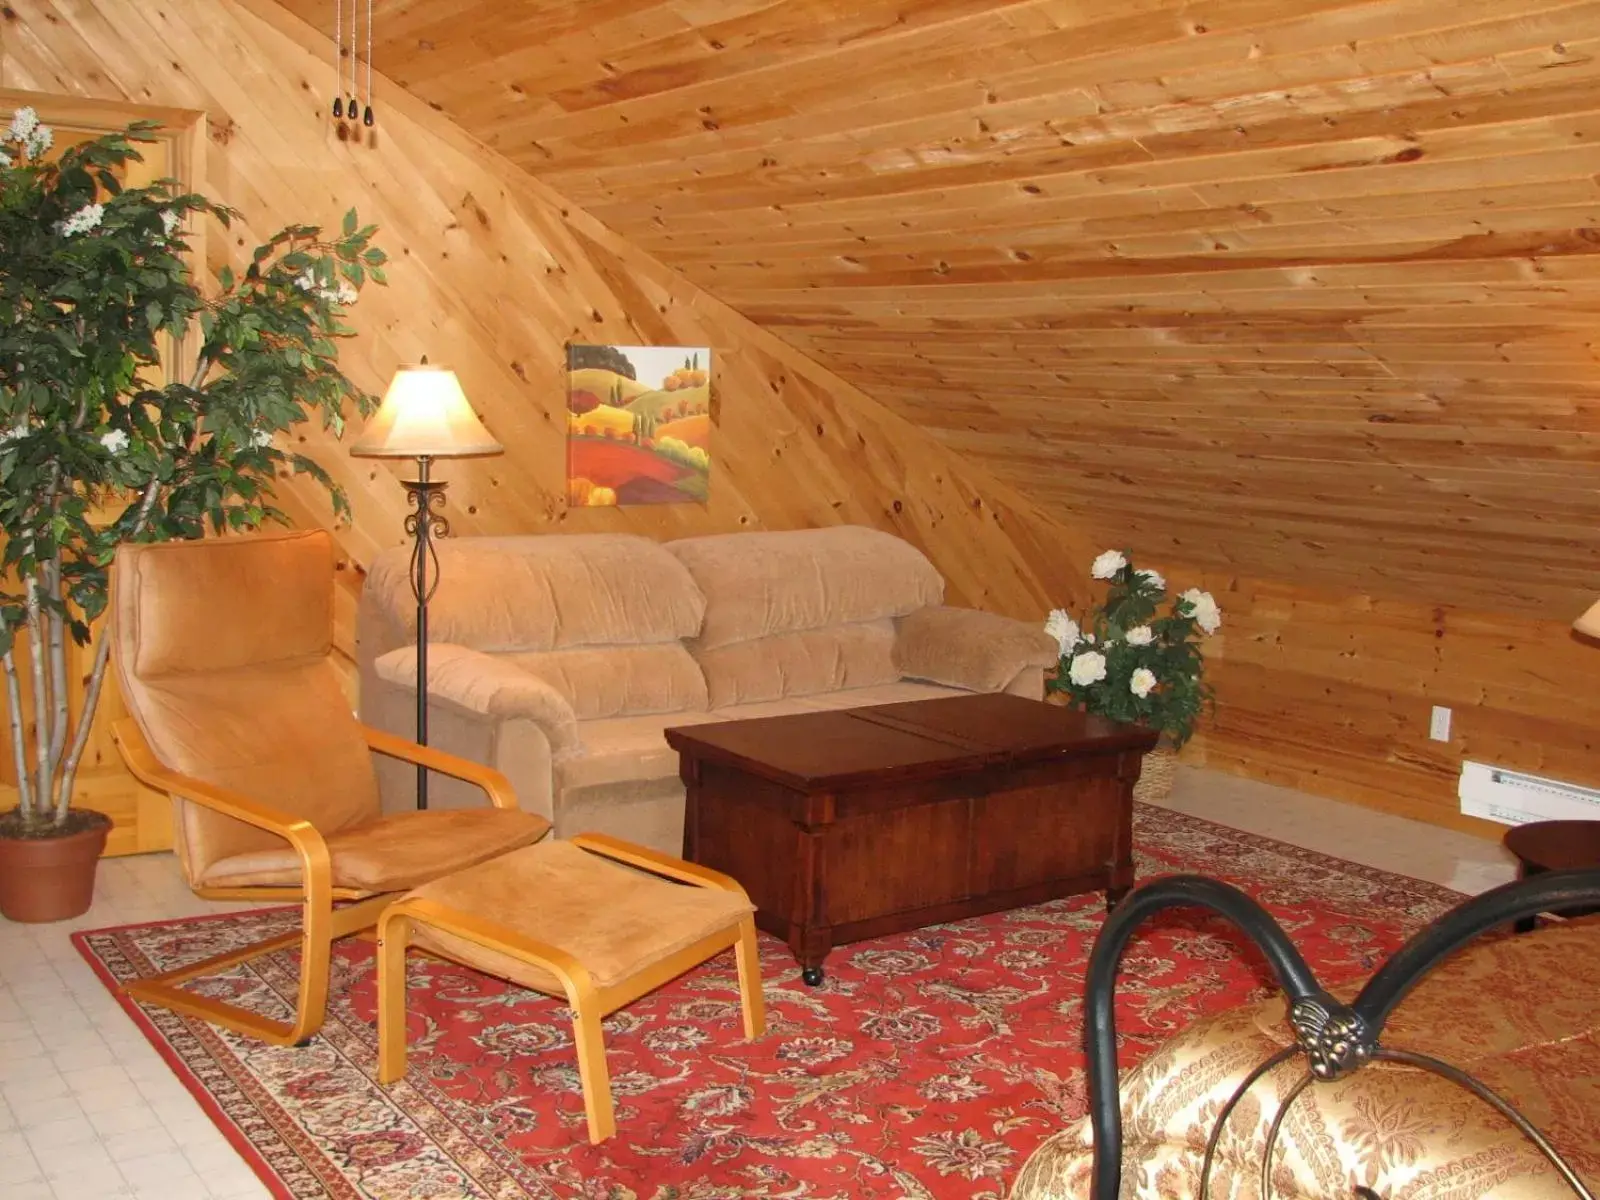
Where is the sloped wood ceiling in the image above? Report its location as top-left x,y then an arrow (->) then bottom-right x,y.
1,0 -> 1098,640
274,0 -> 1600,619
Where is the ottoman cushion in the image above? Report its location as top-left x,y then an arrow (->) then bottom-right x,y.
403,840 -> 754,993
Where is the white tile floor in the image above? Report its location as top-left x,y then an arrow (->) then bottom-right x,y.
0,767 -> 1523,1198
0,858 -> 270,1200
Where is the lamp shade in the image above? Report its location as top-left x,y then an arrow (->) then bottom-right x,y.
349,364 -> 503,459
1575,597 -> 1600,639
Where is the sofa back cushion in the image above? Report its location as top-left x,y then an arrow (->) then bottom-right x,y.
500,644 -> 709,720
694,621 -> 900,708
667,526 -> 945,651
364,534 -> 706,652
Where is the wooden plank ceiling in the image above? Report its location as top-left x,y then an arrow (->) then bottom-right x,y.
277,0 -> 1600,617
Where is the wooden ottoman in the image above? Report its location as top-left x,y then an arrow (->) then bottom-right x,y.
375,834 -> 766,1144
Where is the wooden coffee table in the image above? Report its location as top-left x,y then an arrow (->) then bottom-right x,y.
665,693 -> 1158,984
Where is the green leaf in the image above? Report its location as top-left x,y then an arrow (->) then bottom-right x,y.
342,208 -> 358,237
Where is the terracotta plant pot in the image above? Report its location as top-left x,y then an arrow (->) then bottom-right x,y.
0,809 -> 112,923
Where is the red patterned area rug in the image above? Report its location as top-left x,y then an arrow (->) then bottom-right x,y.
75,806 -> 1460,1200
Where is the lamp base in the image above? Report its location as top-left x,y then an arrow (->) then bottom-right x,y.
403,461 -> 450,810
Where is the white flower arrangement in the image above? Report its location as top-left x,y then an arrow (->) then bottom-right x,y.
1090,549 -> 1127,579
55,202 -> 103,238
295,267 -> 359,306
1044,609 -> 1080,655
1068,650 -> 1107,686
1044,549 -> 1220,749
9,107 -> 51,159
1129,667 -> 1157,698
1180,587 -> 1223,635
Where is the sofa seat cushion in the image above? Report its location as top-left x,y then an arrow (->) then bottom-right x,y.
797,680 -> 967,709
195,808 -> 552,891
558,701 -> 825,795
1008,922 -> 1600,1200
668,526 -> 944,650
557,685 -> 970,796
692,620 -> 900,708
365,533 -> 706,652
501,643 -> 709,719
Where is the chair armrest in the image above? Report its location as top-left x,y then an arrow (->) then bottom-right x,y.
372,643 -> 580,755
569,832 -> 750,897
893,605 -> 1059,693
111,718 -> 332,883
360,724 -> 520,811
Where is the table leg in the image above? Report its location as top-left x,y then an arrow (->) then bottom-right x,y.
1106,884 -> 1130,913
792,928 -> 831,987
1513,862 -> 1541,934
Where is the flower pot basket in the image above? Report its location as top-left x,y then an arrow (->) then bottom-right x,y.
0,808 -> 112,922
1132,744 -> 1178,806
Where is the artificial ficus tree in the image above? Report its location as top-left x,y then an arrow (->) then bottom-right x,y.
0,107 -> 387,835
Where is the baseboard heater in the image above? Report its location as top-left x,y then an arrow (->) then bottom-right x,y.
1458,760 -> 1600,825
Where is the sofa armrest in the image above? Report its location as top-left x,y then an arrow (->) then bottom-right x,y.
893,606 -> 1059,695
372,643 -> 581,756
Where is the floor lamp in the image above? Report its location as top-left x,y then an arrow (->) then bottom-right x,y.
350,363 -> 502,809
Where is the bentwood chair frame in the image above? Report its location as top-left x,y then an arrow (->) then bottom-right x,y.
376,832 -> 766,1144
114,718 -> 523,1048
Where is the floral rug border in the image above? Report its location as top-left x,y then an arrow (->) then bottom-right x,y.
72,804 -> 1466,1200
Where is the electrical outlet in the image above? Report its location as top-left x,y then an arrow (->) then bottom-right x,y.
1429,705 -> 1452,742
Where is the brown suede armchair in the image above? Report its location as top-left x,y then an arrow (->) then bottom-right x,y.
110,528 -> 549,1046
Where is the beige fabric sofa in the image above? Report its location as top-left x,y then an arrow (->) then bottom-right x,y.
357,526 -> 1057,855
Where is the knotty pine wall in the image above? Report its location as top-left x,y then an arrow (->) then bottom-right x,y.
6,0 -> 1596,845
1187,572 -> 1600,836
0,0 -> 1099,677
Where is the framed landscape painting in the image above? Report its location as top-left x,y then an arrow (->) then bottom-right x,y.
566,343 -> 711,506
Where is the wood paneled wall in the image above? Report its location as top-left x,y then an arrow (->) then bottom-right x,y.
8,0 -> 1599,844
264,0 -> 1600,624
0,0 -> 1099,668
1186,569 -> 1600,835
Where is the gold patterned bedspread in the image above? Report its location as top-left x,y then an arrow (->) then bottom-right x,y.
1011,922 -> 1600,1199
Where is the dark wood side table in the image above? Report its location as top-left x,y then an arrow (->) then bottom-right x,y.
666,693 -> 1157,985
1502,819 -> 1600,932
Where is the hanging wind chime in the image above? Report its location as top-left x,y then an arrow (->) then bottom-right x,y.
331,0 -> 375,128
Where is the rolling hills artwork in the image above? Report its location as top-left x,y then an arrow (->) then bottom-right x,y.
567,344 -> 712,506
